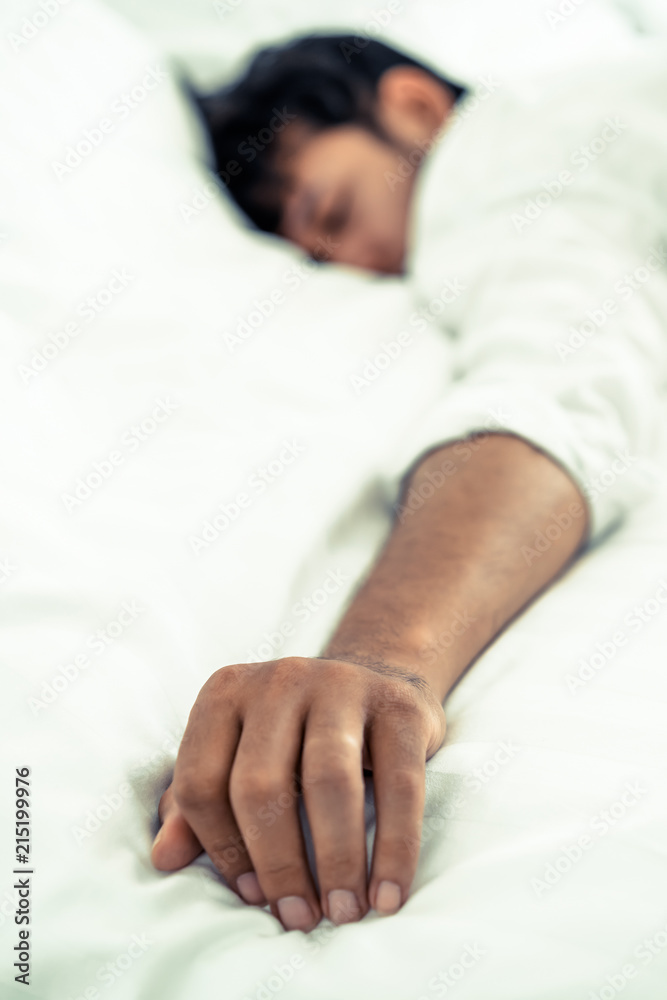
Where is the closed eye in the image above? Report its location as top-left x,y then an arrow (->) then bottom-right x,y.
321,191 -> 352,235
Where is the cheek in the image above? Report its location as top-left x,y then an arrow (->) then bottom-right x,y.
371,184 -> 409,246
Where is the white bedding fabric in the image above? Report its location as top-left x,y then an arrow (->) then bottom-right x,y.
2,1 -> 667,997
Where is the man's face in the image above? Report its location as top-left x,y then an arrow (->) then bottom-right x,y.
275,122 -> 419,276
270,66 -> 456,275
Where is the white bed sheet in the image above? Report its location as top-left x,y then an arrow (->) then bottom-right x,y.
2,1 -> 667,997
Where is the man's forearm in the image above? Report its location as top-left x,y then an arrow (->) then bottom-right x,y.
322,432 -> 589,702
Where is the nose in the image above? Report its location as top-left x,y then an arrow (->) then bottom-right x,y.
326,237 -> 404,276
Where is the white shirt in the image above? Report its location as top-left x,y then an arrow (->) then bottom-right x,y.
386,41 -> 667,546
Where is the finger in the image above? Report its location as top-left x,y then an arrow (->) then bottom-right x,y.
172,672 -> 267,906
230,695 -> 321,932
301,702 -> 369,925
366,700 -> 427,916
151,784 -> 203,871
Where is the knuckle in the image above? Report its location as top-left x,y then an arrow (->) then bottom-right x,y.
203,662 -> 244,693
259,857 -> 303,884
379,830 -> 420,860
274,655 -> 310,670
329,659 -> 363,683
173,770 -> 222,810
207,835 -> 249,873
389,766 -> 424,798
269,656 -> 312,684
303,761 -> 359,789
317,846 -> 358,873
230,768 -> 284,805
393,717 -> 425,744
377,678 -> 420,710
379,695 -> 422,725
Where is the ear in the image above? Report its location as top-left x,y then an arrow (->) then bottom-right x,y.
375,65 -> 453,149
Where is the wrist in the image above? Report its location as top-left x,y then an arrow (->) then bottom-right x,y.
322,627 -> 455,703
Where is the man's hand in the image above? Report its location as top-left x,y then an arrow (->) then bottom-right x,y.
151,656 -> 447,931
151,433 -> 587,932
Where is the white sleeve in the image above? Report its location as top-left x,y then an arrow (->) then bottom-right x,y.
383,229 -> 667,546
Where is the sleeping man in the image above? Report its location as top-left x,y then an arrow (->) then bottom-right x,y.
150,35 -> 667,932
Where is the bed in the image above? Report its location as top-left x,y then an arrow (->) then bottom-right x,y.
2,0 -> 667,996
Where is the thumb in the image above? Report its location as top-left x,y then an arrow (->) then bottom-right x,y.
151,784 -> 203,871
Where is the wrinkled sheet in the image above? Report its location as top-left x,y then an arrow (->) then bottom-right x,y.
2,1 -> 667,997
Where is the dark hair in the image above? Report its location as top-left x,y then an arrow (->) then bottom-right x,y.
189,33 -> 465,233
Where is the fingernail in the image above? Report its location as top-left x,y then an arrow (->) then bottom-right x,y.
277,896 -> 315,931
375,880 -> 401,915
151,828 -> 175,870
328,889 -> 361,925
237,872 -> 267,906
